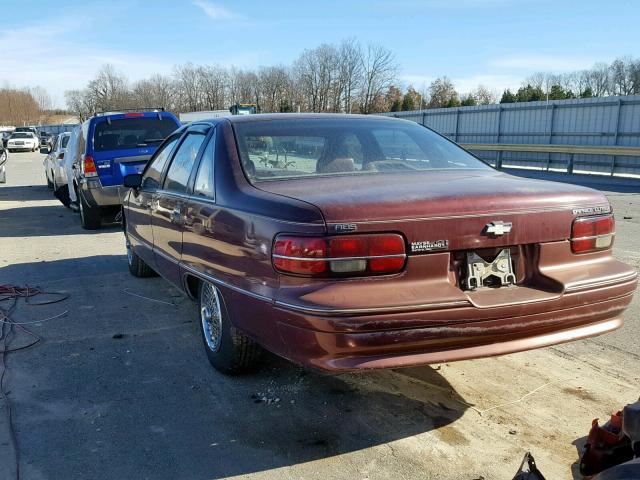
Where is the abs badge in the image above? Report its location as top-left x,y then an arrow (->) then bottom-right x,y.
410,240 -> 449,253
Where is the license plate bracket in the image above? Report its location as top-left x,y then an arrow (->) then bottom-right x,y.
466,248 -> 516,290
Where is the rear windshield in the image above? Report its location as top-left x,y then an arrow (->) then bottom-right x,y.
10,132 -> 31,139
93,117 -> 178,152
234,117 -> 490,182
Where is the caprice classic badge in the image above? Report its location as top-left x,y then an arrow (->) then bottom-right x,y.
410,239 -> 449,253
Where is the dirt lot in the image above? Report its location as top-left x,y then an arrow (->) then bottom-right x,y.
1,152 -> 638,480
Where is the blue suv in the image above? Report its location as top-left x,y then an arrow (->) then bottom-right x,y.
71,110 -> 180,229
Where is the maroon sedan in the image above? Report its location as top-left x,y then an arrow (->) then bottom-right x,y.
121,114 -> 637,374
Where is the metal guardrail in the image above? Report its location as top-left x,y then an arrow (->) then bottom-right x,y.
460,143 -> 640,175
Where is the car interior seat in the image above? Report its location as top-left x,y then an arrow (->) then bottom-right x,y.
123,135 -> 138,146
99,134 -> 119,150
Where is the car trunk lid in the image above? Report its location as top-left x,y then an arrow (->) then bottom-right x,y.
255,170 -> 610,251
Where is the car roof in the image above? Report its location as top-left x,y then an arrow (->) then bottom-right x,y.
187,113 -> 414,127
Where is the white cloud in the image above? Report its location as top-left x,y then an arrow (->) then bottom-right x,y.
0,19 -> 173,107
489,55 -> 596,72
192,0 -> 241,20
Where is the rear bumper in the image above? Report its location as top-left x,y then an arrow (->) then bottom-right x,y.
223,269 -> 637,373
274,295 -> 630,372
8,145 -> 35,151
79,179 -> 125,207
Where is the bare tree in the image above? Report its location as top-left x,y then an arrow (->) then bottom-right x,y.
132,74 -> 176,111
0,88 -> 40,125
86,64 -> 130,112
197,65 -> 228,110
428,77 -> 460,108
360,44 -> 398,113
583,63 -> 612,96
64,89 -> 95,122
30,86 -> 53,111
337,38 -> 363,113
173,63 -> 204,112
294,44 -> 340,112
473,85 -> 497,105
259,65 -> 293,112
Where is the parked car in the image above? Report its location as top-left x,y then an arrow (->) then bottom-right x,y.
43,131 -> 71,190
14,126 -> 39,142
121,114 -> 637,375
39,131 -> 54,149
70,110 -> 180,229
7,132 -> 39,152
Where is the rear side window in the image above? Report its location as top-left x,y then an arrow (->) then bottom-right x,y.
164,134 -> 206,193
142,137 -> 179,189
93,117 -> 178,152
61,136 -> 70,148
193,135 -> 215,199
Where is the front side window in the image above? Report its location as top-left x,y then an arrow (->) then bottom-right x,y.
142,137 -> 179,189
234,118 -> 490,182
164,133 -> 206,193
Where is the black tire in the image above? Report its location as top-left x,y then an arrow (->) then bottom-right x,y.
125,234 -> 155,277
78,190 -> 102,230
198,281 -> 262,374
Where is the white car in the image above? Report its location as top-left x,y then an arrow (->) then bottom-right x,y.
43,132 -> 71,190
7,132 -> 39,152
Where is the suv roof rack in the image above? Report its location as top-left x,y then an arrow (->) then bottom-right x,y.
93,107 -> 165,117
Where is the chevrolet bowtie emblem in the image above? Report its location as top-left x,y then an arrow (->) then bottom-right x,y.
485,221 -> 513,236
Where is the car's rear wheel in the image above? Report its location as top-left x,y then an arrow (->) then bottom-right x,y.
199,281 -> 262,374
78,191 -> 101,230
125,234 -> 155,277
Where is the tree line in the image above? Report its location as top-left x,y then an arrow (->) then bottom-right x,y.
6,41 -> 639,123
500,57 -> 640,103
65,39 -> 400,121
0,86 -> 55,126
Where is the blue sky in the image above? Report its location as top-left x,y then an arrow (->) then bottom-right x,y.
2,0 -> 638,106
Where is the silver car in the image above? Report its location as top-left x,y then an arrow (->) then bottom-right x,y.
43,132 -> 71,190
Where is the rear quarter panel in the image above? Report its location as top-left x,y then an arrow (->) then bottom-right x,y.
180,123 -> 325,338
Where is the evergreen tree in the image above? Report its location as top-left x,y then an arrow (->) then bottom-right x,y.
401,93 -> 415,111
460,95 -> 477,106
500,89 -> 517,103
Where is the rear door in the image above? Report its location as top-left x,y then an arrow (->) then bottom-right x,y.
91,113 -> 180,188
152,126 -> 209,286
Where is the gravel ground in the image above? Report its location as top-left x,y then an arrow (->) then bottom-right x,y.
0,152 -> 638,480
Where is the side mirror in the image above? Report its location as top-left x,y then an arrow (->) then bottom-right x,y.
40,147 -> 50,154
123,173 -> 143,189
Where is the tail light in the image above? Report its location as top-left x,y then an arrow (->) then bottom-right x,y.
571,214 -> 615,253
82,155 -> 98,177
273,234 -> 406,276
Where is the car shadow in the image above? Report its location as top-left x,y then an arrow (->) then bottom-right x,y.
0,204 -> 121,237
0,184 -> 57,202
571,435 -> 587,479
2,254 -> 473,480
